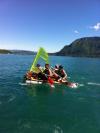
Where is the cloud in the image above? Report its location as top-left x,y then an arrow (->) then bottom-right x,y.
74,30 -> 79,34
90,23 -> 100,31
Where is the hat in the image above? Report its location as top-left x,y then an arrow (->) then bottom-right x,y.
59,65 -> 63,69
36,64 -> 40,67
45,63 -> 49,66
55,64 -> 59,68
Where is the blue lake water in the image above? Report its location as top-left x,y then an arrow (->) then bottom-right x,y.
0,54 -> 100,133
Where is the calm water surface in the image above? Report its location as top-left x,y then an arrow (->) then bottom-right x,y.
0,54 -> 100,133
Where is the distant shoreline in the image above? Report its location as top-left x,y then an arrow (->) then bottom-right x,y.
0,49 -> 35,55
1,36 -> 100,57
0,52 -> 100,59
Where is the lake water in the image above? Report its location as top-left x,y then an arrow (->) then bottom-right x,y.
0,54 -> 100,133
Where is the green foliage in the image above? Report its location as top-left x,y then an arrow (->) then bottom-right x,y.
0,49 -> 12,54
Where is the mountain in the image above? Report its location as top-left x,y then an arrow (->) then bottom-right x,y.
56,37 -> 100,57
0,49 -> 35,55
0,49 -> 12,54
11,50 -> 35,55
1,37 -> 100,57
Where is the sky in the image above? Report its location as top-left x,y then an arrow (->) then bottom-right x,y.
0,0 -> 100,52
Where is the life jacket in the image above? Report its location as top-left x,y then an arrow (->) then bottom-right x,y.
58,69 -> 65,78
26,71 -> 38,79
35,67 -> 43,74
26,72 -> 33,79
43,69 -> 50,75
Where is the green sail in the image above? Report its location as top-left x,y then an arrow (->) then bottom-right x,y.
30,47 -> 49,72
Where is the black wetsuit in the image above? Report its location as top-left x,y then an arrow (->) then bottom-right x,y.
37,72 -> 47,80
43,69 -> 50,75
58,69 -> 66,78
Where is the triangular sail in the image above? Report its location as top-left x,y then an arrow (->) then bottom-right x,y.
30,47 -> 49,72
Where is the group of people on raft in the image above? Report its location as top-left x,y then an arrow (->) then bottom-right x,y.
25,64 -> 68,83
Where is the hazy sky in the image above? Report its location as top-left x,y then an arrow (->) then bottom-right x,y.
0,0 -> 100,52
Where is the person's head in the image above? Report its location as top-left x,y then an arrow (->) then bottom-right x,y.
45,64 -> 49,69
55,64 -> 59,69
59,65 -> 63,70
36,64 -> 41,68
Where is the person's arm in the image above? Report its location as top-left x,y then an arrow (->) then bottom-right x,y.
63,70 -> 67,80
49,69 -> 53,77
39,67 -> 43,72
38,67 -> 43,73
52,70 -> 59,77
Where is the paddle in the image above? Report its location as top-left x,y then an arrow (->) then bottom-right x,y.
47,76 -> 55,88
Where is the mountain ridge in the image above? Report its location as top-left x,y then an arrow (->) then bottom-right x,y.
0,37 -> 100,57
55,37 -> 100,57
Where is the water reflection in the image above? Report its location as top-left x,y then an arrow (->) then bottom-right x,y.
53,125 -> 63,133
26,84 -> 66,97
17,119 -> 64,133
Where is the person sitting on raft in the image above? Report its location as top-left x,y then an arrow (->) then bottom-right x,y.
43,64 -> 55,87
43,64 -> 53,77
44,64 -> 60,81
25,64 -> 44,80
35,64 -> 47,80
50,64 -> 61,81
53,64 -> 59,74
25,71 -> 35,80
57,65 -> 68,82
